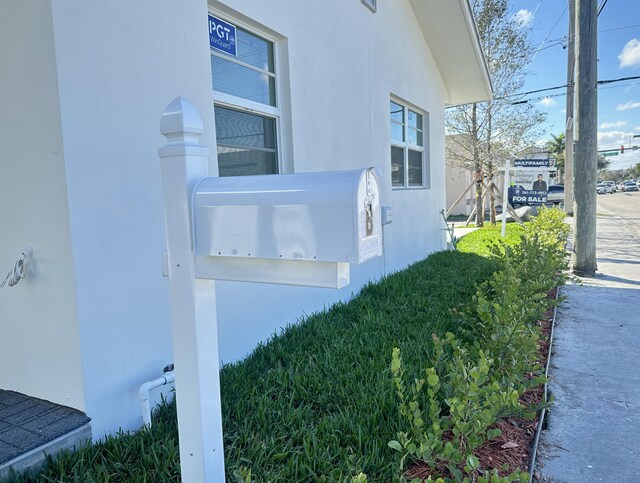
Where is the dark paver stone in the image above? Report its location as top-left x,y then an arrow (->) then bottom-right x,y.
0,421 -> 12,434
6,405 -> 58,426
0,400 -> 40,421
0,427 -> 46,452
0,391 -> 28,407
0,390 -> 90,466
0,441 -> 20,464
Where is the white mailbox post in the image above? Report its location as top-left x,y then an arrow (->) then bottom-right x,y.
158,97 -> 383,482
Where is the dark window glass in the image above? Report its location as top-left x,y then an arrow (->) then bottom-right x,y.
215,106 -> 277,176
408,150 -> 423,186
391,146 -> 405,187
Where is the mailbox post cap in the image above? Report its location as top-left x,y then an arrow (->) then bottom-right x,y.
160,97 -> 204,138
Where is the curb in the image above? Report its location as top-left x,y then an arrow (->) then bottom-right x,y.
527,286 -> 560,482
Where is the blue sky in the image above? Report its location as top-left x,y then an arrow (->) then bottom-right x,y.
514,0 -> 640,171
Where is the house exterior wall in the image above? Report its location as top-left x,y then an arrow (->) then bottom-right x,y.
0,1 -> 86,410
48,0 -> 215,438
3,0 -> 455,439
212,0 -> 449,361
446,165 -> 474,216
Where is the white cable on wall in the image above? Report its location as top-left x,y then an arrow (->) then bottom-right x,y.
1,247 -> 33,288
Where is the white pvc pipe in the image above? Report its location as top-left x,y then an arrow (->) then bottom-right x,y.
139,371 -> 175,427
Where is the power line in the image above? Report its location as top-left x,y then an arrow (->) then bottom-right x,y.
598,82 -> 640,91
599,23 -> 640,33
597,0 -> 609,17
598,75 -> 640,86
511,76 -> 640,105
511,92 -> 567,105
446,75 -> 640,108
528,6 -> 569,66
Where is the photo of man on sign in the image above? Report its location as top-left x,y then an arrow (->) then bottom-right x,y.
532,174 -> 547,191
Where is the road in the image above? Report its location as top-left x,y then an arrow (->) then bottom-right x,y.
596,189 -> 640,245
597,188 -> 640,217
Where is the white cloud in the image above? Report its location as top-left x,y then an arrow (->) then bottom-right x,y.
616,101 -> 640,111
539,97 -> 557,108
618,39 -> 640,68
600,121 -> 627,129
514,9 -> 534,27
597,130 -> 636,148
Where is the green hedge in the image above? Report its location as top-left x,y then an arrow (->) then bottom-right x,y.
389,208 -> 569,482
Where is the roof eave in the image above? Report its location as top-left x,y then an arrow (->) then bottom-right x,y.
410,0 -> 493,105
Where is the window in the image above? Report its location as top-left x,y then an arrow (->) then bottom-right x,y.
210,17 -> 280,176
390,100 -> 429,188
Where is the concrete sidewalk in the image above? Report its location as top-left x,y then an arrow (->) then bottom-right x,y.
536,211 -> 640,482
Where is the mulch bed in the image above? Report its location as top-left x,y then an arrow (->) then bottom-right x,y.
404,288 -> 556,481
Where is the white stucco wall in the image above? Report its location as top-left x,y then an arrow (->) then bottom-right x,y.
48,0 -> 215,438
446,165 -> 474,216
211,0 -> 449,361
0,1 -> 86,410
2,0 -> 456,438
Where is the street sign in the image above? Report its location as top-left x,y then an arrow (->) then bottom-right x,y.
633,134 -> 640,138
603,151 -> 619,157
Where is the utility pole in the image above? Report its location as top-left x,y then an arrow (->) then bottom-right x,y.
573,0 -> 598,275
564,0 -> 575,215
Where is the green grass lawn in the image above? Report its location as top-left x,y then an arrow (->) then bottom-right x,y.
457,223 -> 526,258
6,229 -> 526,482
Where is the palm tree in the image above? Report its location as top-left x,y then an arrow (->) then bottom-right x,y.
546,133 -> 565,184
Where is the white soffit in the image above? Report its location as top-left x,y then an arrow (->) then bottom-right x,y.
410,0 -> 492,105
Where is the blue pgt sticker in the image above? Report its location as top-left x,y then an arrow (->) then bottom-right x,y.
209,15 -> 237,56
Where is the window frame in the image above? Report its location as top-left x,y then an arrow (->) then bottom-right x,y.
390,98 -> 429,190
209,11 -> 285,176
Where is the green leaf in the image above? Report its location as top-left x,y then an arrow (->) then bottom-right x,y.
466,454 -> 479,471
427,373 -> 440,386
387,440 -> 403,452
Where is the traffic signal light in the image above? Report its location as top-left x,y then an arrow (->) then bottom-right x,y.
621,145 -> 624,154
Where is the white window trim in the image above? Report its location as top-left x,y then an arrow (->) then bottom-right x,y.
209,10 -> 287,175
390,98 -> 429,190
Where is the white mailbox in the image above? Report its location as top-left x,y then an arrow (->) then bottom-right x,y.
192,168 -> 382,288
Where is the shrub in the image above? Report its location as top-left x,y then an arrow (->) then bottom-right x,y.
389,207 -> 569,481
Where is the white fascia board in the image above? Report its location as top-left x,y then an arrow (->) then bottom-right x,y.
410,0 -> 492,105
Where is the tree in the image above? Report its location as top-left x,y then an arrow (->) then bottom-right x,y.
596,154 -> 611,173
547,133 -> 566,177
446,0 -> 546,226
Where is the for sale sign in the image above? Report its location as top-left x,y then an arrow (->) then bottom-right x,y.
510,188 -> 548,204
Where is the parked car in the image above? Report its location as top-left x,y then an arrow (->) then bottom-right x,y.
617,181 -> 626,191
547,184 -> 564,204
623,181 -> 639,192
597,183 -> 615,194
603,181 -> 617,192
